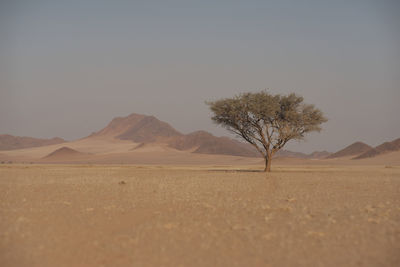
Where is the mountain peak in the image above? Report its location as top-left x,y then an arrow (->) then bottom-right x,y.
117,115 -> 182,142
91,113 -> 182,142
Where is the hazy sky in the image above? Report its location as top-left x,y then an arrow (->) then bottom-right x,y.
1,0 -> 399,153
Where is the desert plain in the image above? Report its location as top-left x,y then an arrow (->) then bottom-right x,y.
1,162 -> 399,267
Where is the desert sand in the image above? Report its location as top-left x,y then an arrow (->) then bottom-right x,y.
1,132 -> 400,166
1,163 -> 399,267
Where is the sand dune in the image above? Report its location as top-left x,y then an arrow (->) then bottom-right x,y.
0,137 -> 136,160
41,147 -> 91,163
0,135 -> 261,165
1,133 -> 399,166
43,146 -> 83,158
2,140 -> 399,166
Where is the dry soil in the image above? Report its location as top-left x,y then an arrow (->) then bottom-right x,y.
0,164 -> 399,267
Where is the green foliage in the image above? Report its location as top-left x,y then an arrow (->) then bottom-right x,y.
207,91 -> 327,171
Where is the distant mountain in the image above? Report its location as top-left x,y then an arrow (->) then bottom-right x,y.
0,134 -> 65,151
88,113 -> 335,158
169,131 -> 259,157
91,113 -> 259,157
92,113 -> 329,158
90,113 -> 183,142
327,142 -> 372,159
1,113 -> 331,159
354,138 -> 400,159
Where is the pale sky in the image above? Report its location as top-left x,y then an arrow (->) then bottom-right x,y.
1,0 -> 399,153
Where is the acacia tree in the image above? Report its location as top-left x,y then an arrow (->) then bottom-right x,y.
207,91 -> 327,172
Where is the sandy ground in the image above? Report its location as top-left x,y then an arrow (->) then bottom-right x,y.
0,164 -> 399,267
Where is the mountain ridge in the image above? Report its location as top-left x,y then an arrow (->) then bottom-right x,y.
354,138 -> 400,159
1,113 -> 336,159
0,134 -> 65,151
327,142 -> 372,159
88,113 -> 332,158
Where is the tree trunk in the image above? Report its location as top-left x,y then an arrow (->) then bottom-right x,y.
264,155 -> 272,172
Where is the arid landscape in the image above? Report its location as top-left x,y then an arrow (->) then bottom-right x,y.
2,1 -> 399,266
1,113 -> 400,267
1,164 -> 399,267
1,113 -> 399,166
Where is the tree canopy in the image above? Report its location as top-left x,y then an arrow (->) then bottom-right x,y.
207,91 -> 327,172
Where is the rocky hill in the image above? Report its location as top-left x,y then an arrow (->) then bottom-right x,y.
328,142 -> 372,158
169,131 -> 259,157
90,113 -> 182,142
354,138 -> 400,159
